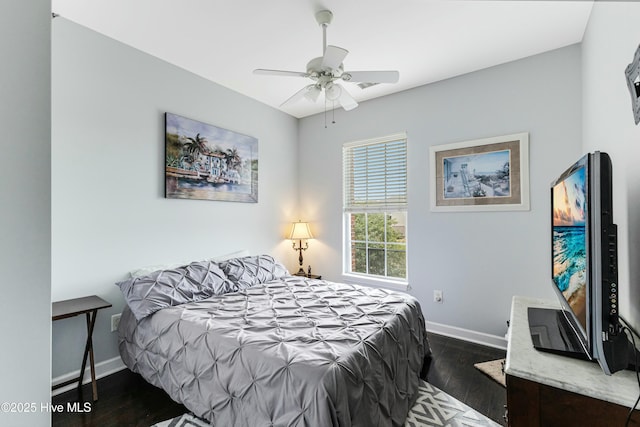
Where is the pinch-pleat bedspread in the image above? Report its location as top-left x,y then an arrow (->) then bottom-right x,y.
119,276 -> 430,426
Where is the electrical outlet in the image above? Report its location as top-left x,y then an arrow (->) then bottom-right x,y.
433,290 -> 443,303
111,313 -> 121,332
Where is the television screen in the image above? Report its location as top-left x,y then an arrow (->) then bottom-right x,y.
552,163 -> 588,336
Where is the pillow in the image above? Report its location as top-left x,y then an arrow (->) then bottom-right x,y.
206,249 -> 251,263
128,262 -> 186,279
128,250 -> 251,278
220,254 -> 289,290
116,260 -> 234,320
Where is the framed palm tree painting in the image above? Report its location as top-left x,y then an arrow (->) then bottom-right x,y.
165,113 -> 258,202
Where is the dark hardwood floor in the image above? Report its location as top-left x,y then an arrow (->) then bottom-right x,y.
426,333 -> 507,426
52,332 -> 507,426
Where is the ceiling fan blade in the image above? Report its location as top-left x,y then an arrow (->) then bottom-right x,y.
254,69 -> 309,78
280,85 -> 317,107
342,70 -> 399,84
335,84 -> 358,111
321,45 -> 349,70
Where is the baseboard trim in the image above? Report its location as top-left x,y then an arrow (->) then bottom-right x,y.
426,321 -> 508,350
51,355 -> 127,396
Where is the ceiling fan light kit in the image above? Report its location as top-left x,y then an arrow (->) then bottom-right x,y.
253,9 -> 400,122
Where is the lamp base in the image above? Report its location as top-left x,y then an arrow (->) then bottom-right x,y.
293,239 -> 308,277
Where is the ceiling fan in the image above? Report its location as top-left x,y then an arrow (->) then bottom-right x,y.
254,9 -> 399,112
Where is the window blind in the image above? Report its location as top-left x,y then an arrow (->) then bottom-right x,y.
343,133 -> 407,213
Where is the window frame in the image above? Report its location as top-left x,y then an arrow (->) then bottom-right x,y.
342,133 -> 408,289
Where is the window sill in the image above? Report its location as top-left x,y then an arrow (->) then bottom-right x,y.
341,273 -> 409,292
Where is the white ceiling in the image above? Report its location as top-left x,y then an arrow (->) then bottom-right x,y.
52,0 -> 593,118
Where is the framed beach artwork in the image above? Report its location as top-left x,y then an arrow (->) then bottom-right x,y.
165,113 -> 258,202
429,133 -> 529,212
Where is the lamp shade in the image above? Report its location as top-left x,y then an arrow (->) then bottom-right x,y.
304,85 -> 321,102
325,82 -> 342,101
289,221 -> 313,240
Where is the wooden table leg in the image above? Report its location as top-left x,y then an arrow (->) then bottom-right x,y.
78,310 -> 99,401
86,312 -> 98,401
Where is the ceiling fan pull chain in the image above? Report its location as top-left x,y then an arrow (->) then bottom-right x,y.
332,102 -> 336,124
324,98 -> 328,128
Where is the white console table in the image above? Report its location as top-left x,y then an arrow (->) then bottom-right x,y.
505,296 -> 640,426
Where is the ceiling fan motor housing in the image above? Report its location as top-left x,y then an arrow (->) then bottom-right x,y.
307,57 -> 343,81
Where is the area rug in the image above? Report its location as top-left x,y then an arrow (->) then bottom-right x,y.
474,358 -> 506,388
152,414 -> 206,427
152,380 -> 500,427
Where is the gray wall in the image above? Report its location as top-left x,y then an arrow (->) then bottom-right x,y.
51,18 -> 299,378
0,1 -> 52,426
582,3 -> 640,334
298,45 -> 583,341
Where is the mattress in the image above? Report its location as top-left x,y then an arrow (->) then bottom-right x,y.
119,275 -> 430,426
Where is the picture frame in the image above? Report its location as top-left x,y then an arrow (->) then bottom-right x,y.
429,132 -> 529,212
165,112 -> 258,203
625,43 -> 640,125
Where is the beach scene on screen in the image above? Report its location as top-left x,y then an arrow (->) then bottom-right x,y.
552,166 -> 587,330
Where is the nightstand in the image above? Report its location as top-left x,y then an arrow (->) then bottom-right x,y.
294,272 -> 322,280
52,295 -> 111,401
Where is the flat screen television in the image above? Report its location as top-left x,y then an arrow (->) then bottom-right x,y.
528,151 -> 630,375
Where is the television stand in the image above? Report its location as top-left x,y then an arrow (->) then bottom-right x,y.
505,296 -> 640,426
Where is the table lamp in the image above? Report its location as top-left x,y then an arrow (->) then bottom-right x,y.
289,221 -> 313,275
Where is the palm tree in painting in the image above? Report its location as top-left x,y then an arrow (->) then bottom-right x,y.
225,147 -> 242,171
183,133 -> 209,164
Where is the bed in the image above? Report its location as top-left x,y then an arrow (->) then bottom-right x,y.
117,254 -> 430,426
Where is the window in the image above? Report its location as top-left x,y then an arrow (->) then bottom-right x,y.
343,133 -> 407,282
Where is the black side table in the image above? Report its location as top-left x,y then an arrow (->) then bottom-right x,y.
52,295 -> 112,401
294,272 -> 322,279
